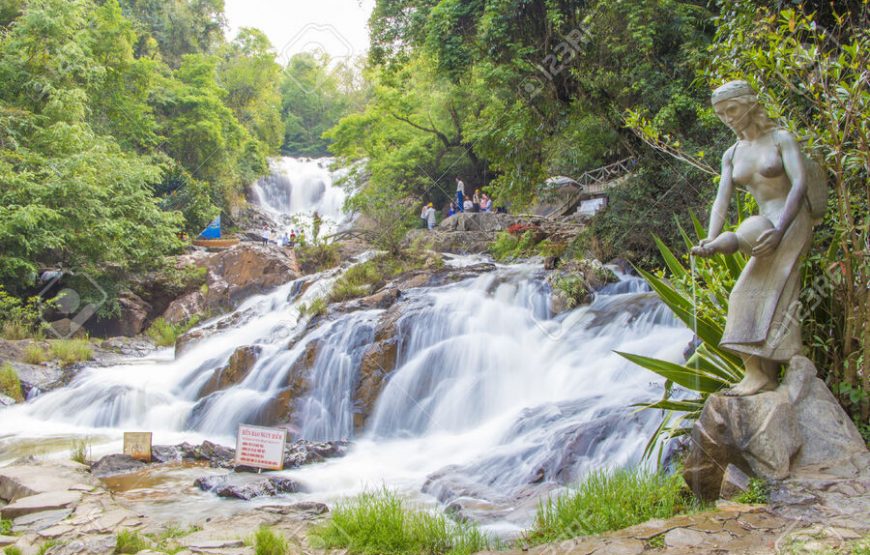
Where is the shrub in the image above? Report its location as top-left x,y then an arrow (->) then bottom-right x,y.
296,242 -> 341,274
0,519 -> 12,534
48,339 -> 93,366
526,468 -> 696,545
115,530 -> 149,554
733,478 -> 769,505
23,343 -> 48,364
328,254 -> 428,304
146,316 -> 200,348
0,286 -> 43,339
253,527 -> 288,555
489,230 -> 541,261
310,488 -> 494,555
299,297 -> 328,318
4,547 -> 23,555
0,363 -> 23,402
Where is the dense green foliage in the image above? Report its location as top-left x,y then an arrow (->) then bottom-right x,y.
328,0 -> 728,265
526,468 -> 696,544
0,0 -> 295,314
310,488 -> 494,555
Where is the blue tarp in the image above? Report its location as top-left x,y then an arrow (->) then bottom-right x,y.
199,215 -> 221,239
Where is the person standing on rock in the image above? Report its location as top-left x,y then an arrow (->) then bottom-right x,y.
425,203 -> 437,230
261,227 -> 270,246
456,177 -> 466,213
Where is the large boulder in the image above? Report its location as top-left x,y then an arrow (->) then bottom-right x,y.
353,306 -> 402,430
683,356 -> 868,500
197,345 -> 262,398
89,292 -> 152,337
438,212 -> 522,232
546,258 -> 618,314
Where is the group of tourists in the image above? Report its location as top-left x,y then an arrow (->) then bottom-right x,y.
261,226 -> 302,248
454,178 -> 492,214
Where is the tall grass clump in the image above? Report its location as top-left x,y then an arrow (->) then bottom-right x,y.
70,437 -> 91,465
48,339 -> 93,366
310,488 -> 494,555
252,527 -> 288,555
4,547 -> 23,555
526,468 -> 696,544
23,343 -> 48,364
0,363 -> 23,402
115,530 -> 149,554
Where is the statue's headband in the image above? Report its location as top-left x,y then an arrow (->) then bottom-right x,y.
711,80 -> 757,104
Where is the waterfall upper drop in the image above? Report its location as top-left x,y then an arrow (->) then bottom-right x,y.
251,157 -> 350,230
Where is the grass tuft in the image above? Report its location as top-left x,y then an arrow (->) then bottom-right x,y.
23,343 -> 48,364
310,488 -> 494,555
299,296 -> 328,318
253,526 -> 288,555
70,437 -> 91,465
48,339 -> 93,366
115,530 -> 150,554
4,547 -> 23,555
35,541 -> 60,555
526,468 -> 697,545
733,478 -> 769,504
0,363 -> 23,402
0,519 -> 13,535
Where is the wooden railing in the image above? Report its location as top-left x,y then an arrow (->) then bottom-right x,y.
576,157 -> 637,195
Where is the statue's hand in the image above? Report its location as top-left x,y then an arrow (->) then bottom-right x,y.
752,228 -> 784,257
691,239 -> 715,258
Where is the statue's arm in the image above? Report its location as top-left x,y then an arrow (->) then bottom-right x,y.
706,146 -> 736,240
752,130 -> 808,256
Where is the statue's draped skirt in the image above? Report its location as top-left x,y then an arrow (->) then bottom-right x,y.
720,201 -> 813,361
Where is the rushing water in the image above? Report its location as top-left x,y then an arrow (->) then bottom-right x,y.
251,157 -> 351,237
0,157 -> 692,533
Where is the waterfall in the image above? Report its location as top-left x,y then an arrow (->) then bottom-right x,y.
0,259 -> 690,531
250,157 -> 351,238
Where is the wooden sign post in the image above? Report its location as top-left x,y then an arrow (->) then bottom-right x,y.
235,424 -> 286,470
123,432 -> 153,462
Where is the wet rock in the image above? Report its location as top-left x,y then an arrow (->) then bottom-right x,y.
90,454 -> 147,477
150,445 -> 182,464
10,360 -> 68,397
90,292 -> 152,337
546,258 -> 618,314
0,393 -> 15,407
683,356 -> 868,501
176,441 -> 237,469
353,306 -> 402,430
1,491 -> 81,519
162,290 -> 206,326
197,345 -> 262,398
0,536 -> 16,547
283,440 -> 350,468
195,475 -> 303,500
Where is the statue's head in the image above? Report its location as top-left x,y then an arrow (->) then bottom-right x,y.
711,80 -> 771,135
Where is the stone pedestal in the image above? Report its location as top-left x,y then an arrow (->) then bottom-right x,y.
683,356 -> 868,500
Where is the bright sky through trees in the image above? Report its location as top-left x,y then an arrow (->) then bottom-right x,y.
224,0 -> 374,59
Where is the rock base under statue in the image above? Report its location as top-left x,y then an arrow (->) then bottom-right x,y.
683,356 -> 868,500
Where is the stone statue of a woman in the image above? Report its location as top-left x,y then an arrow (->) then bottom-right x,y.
691,80 -> 817,396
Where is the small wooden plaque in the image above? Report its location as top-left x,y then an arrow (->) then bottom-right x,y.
123,432 -> 153,462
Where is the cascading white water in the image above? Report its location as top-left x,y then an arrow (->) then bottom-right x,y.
0,258 -> 691,533
251,157 -> 351,238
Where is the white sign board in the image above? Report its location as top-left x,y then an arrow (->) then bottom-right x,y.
235,424 -> 286,470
